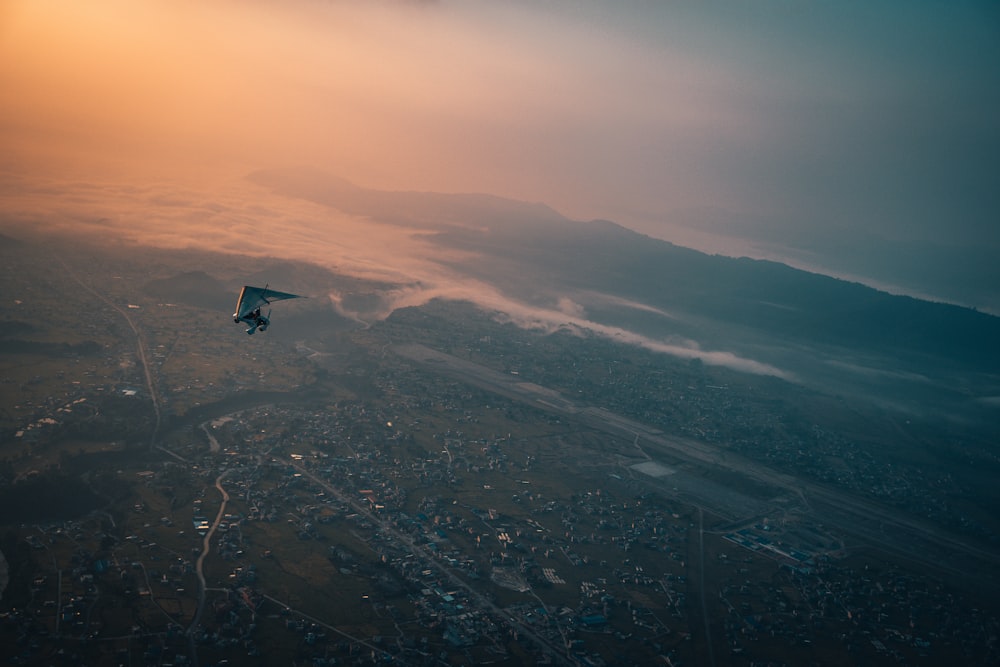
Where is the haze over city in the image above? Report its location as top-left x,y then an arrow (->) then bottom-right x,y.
3,0 -> 998,312
3,4 -> 1000,665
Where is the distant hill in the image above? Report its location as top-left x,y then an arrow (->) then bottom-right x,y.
142,271 -> 232,312
249,168 -> 1000,375
0,231 -> 27,251
474,222 -> 1000,370
247,166 -> 565,231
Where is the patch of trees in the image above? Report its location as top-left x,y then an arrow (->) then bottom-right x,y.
0,473 -> 102,526
0,339 -> 102,356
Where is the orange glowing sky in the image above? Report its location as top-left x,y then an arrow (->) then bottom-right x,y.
0,1 -> 768,219
2,0 -> 999,311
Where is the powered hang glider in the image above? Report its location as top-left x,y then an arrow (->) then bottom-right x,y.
233,285 -> 303,335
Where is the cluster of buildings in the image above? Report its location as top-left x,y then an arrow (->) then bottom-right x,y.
4,302 -> 999,665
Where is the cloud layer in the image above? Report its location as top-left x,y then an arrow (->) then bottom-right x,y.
2,0 -> 997,366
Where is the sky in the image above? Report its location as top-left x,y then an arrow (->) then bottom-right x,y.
2,0 -> 999,312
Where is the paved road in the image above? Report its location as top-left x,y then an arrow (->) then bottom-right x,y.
186,469 -> 233,667
57,256 -> 163,448
289,460 -> 575,666
697,508 -> 716,667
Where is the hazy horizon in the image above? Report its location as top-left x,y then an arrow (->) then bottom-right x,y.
3,0 -> 999,312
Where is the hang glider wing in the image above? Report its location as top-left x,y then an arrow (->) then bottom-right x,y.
234,285 -> 303,321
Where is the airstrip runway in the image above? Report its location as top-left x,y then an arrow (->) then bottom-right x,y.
392,342 -> 1000,595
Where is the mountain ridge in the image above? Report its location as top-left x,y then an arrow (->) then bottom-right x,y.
247,167 -> 1000,374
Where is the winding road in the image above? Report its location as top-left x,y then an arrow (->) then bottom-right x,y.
186,469 -> 232,667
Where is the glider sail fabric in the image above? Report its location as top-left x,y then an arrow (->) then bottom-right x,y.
234,285 -> 302,320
